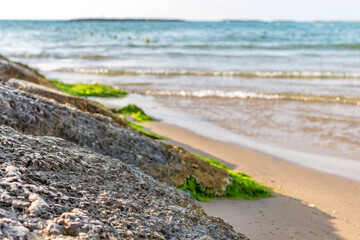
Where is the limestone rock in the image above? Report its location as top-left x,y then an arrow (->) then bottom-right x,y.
0,125 -> 247,239
0,85 -> 230,195
0,218 -> 29,240
28,193 -> 49,217
6,78 -> 129,128
0,54 -> 55,88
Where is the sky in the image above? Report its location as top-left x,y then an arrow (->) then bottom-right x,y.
1,0 -> 360,21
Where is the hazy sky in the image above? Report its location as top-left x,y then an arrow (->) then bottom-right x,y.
1,0 -> 360,21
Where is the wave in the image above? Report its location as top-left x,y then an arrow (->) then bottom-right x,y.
54,67 -> 360,79
179,43 -> 360,50
143,89 -> 280,100
187,43 -> 360,50
141,89 -> 360,105
240,43 -> 360,50
9,54 -> 112,60
10,41 -> 360,54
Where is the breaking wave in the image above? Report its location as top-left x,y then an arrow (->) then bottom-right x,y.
10,54 -> 112,60
141,89 -> 360,105
54,68 -> 360,79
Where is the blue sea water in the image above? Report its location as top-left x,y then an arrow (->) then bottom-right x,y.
0,20 -> 359,179
1,20 -> 360,75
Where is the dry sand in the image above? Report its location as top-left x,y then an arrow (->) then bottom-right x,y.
144,121 -> 360,240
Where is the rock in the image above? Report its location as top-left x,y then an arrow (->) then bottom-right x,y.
28,193 -> 49,217
0,54 -> 55,88
6,78 -> 129,128
0,218 -> 29,240
0,125 -> 247,239
0,85 -> 231,196
163,144 -> 231,194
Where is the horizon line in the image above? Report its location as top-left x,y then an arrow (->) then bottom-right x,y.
1,18 -> 360,23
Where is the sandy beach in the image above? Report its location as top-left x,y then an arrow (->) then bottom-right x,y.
3,19 -> 360,240
144,121 -> 360,240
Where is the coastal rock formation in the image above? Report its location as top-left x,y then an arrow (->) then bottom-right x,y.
0,85 -> 230,195
0,126 -> 247,239
0,54 -> 129,128
6,78 -> 129,128
0,55 -> 55,88
0,54 -> 249,239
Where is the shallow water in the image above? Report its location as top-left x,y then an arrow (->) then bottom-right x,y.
155,96 -> 360,161
1,20 -> 359,168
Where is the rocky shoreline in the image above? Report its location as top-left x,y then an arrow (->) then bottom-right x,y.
0,55 -> 248,239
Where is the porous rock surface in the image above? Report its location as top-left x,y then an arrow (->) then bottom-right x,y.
0,126 -> 247,239
6,78 -> 129,128
0,85 -> 230,195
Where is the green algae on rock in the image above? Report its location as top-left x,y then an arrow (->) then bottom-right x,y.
112,104 -> 155,122
178,154 -> 273,201
178,177 -> 214,202
50,79 -> 127,98
121,116 -> 167,140
95,101 -> 106,109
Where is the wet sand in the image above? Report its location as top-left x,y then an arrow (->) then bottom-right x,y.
143,121 -> 360,240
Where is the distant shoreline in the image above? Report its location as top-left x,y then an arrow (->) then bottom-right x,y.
1,19 -> 359,24
70,18 -> 186,23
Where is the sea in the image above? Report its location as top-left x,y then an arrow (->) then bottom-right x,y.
1,20 -> 359,180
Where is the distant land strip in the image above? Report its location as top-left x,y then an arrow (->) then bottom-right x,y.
70,18 -> 186,22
